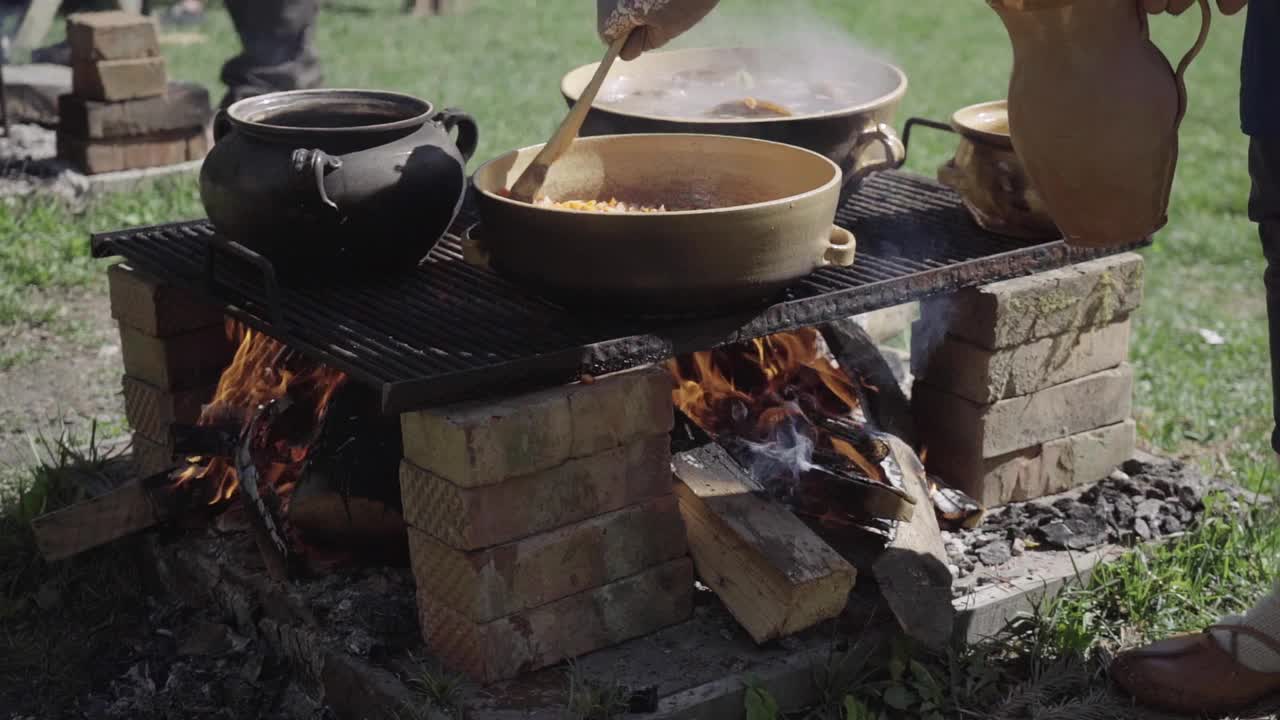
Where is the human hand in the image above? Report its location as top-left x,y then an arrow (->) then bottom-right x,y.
598,0 -> 721,61
1142,0 -> 1247,15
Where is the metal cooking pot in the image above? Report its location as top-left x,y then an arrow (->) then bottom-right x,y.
560,47 -> 908,202
470,133 -> 855,315
200,89 -> 478,277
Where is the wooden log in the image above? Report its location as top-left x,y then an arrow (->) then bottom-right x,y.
31,473 -> 167,561
819,319 -> 916,447
871,438 -> 955,651
672,443 -> 856,645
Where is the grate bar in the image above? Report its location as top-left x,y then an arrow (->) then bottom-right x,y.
92,172 -> 1147,414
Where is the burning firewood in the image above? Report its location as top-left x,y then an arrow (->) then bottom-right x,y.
234,396 -> 296,580
929,475 -> 985,529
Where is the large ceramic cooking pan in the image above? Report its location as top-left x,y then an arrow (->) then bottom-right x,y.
470,133 -> 854,315
560,47 -> 908,201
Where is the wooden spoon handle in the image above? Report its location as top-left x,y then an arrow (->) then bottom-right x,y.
508,31 -> 631,203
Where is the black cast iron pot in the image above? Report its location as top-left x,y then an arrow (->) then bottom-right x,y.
199,89 -> 478,277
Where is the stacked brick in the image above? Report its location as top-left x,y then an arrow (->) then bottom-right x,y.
108,263 -> 232,478
57,12 -> 211,175
399,368 -> 692,683
911,253 -> 1143,508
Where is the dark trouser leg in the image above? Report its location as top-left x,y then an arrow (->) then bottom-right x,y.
219,0 -> 322,109
1250,137 -> 1280,454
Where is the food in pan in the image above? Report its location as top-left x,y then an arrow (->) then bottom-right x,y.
535,197 -> 668,213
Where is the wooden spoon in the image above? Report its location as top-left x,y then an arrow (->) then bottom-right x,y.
507,31 -> 631,204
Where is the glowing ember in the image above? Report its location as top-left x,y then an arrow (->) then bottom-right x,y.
666,327 -> 888,521
173,321 -> 347,508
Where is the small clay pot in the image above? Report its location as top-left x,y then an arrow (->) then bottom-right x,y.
935,100 -> 1058,241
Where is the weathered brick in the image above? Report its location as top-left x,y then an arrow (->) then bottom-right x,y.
108,262 -> 224,337
58,127 -> 203,174
919,253 -> 1144,351
67,11 -> 159,62
122,375 -> 214,445
930,420 -> 1136,507
408,495 -> 687,623
418,558 -> 693,683
913,365 -> 1133,460
59,82 -> 211,139
118,323 -> 234,391
400,434 -> 672,551
72,56 -> 167,101
911,319 -> 1130,404
132,432 -> 175,478
401,366 -> 672,488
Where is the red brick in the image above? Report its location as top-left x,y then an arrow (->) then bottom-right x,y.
67,11 -> 159,62
401,366 -> 672,488
58,82 -> 210,139
122,375 -> 215,445
72,56 -> 167,101
418,558 -> 693,683
58,128 -> 203,174
408,495 -> 687,623
108,262 -> 224,337
913,365 -> 1133,460
399,434 -> 672,551
118,323 -> 234,391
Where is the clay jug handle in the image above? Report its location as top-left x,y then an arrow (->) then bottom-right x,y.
1171,0 -> 1212,128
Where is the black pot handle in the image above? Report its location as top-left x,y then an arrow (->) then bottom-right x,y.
900,117 -> 956,166
291,148 -> 343,214
212,109 -> 232,143
435,108 -> 479,163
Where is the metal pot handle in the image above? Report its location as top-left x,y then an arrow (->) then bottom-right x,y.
821,225 -> 857,267
291,148 -> 343,214
842,122 -> 907,191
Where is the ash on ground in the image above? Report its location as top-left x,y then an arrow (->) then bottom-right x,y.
0,123 -> 89,202
943,454 -> 1256,594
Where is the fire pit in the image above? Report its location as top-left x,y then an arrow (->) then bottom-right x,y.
61,165 -> 1154,701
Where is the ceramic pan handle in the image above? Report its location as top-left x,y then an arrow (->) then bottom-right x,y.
843,122 -> 907,191
291,148 -> 343,214
822,225 -> 857,267
1171,0 -> 1212,128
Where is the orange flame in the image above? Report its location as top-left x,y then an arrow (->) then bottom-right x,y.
666,328 -> 883,481
173,321 -> 347,506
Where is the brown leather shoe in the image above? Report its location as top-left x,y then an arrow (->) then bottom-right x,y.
1111,624 -> 1280,716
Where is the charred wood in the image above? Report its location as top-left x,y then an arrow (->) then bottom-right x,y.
818,319 -> 916,447
236,397 -> 295,581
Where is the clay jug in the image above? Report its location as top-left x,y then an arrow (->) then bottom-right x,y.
988,0 -> 1211,248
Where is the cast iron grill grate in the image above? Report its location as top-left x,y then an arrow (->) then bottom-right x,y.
91,171 -> 1146,413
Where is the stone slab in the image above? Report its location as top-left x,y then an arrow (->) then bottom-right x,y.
86,158 -> 203,194
919,253 -> 1144,351
953,544 -> 1125,644
109,262 -> 225,337
58,127 -> 205,174
67,11 -> 160,62
2,63 -> 70,127
59,82 -> 211,139
399,434 -> 673,550
401,366 -> 672,488
117,322 -> 234,391
929,420 -> 1137,508
913,364 -> 1134,460
71,56 -> 168,101
911,319 -> 1131,404
418,558 -> 694,684
408,494 -> 687,623
852,302 -> 918,344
